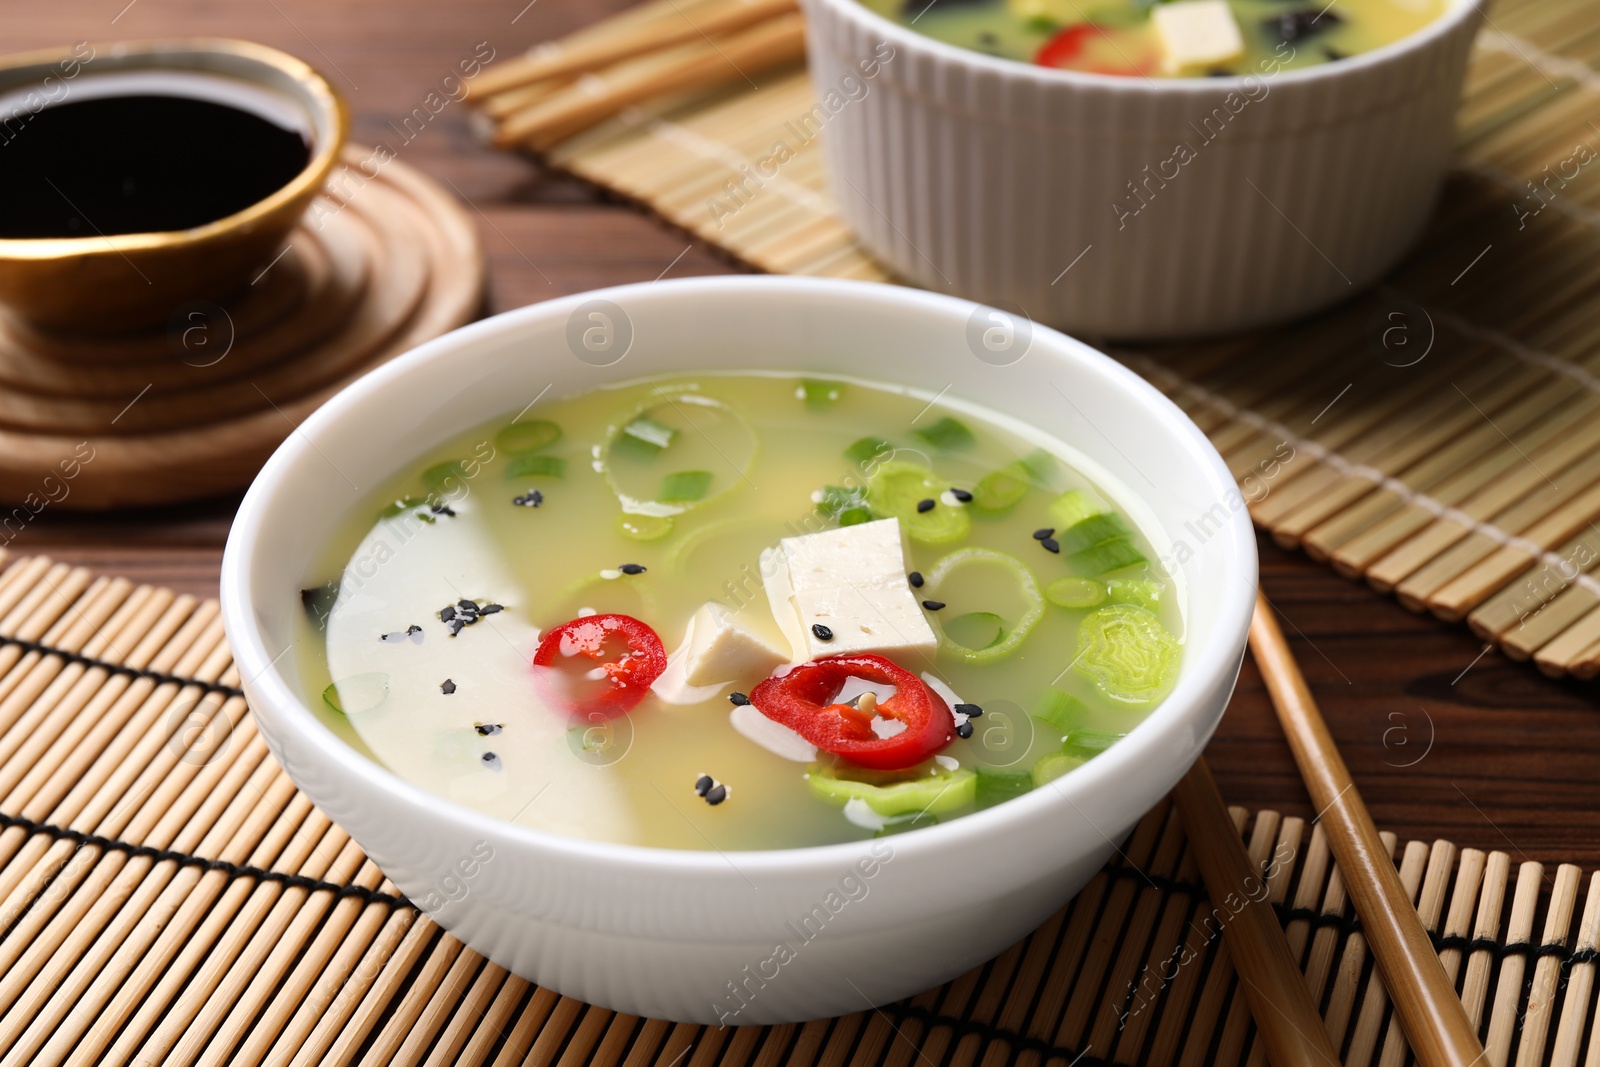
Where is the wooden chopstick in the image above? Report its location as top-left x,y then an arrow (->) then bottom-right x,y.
1173,757 -> 1343,1066
492,11 -> 806,150
469,0 -> 798,100
1249,593 -> 1487,1067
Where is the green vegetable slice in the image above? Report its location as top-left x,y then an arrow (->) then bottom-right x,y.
817,484 -> 869,526
1063,728 -> 1126,761
504,455 -> 567,480
1057,512 -> 1133,554
914,416 -> 976,451
1105,578 -> 1164,611
800,379 -> 845,409
616,513 -> 674,541
1031,688 -> 1090,737
844,436 -> 893,467
924,547 -> 1044,664
1032,752 -> 1085,786
807,765 -> 976,816
1077,604 -> 1180,706
975,767 -> 1033,809
323,673 -> 388,715
943,612 -> 1005,651
421,460 -> 468,490
621,416 -> 676,451
1045,577 -> 1107,609
1046,489 -> 1108,529
659,470 -> 714,502
866,461 -> 971,543
495,420 -> 562,454
1020,449 -> 1058,483
973,462 -> 1030,513
1068,538 -> 1147,576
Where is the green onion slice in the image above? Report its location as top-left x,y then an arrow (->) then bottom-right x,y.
924,547 -> 1044,664
866,460 -> 971,543
807,764 -> 975,816
1031,688 -> 1090,737
1044,577 -> 1107,609
913,416 -> 976,451
800,379 -> 845,409
1031,752 -> 1084,786
658,470 -> 714,502
974,767 -> 1033,809
844,436 -> 894,467
1076,604 -> 1180,706
495,419 -> 562,455
504,455 -> 567,480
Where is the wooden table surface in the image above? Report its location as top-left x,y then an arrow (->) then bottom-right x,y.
8,0 -> 1597,870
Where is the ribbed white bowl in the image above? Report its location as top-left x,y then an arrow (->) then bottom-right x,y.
803,0 -> 1482,338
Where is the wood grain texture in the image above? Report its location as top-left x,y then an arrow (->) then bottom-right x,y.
2,0 -> 1596,877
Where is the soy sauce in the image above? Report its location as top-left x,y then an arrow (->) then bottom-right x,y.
0,94 -> 310,239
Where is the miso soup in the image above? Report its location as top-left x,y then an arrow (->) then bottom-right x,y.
297,373 -> 1185,850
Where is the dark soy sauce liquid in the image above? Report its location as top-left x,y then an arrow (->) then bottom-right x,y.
0,94 -> 310,239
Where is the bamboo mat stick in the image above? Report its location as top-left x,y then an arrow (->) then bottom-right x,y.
472,0 -> 797,99
1515,864 -> 1582,1066
1249,595 -> 1487,1066
1485,862 -> 1544,1066
1438,849 -> 1488,988
1173,762 -> 1340,1065
306,914 -> 438,1067
1461,852 -> 1513,1033
1557,874 -> 1600,1067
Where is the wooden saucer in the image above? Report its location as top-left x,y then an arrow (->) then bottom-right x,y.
0,147 -> 484,507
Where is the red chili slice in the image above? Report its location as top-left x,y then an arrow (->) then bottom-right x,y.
532,613 -> 666,721
749,654 -> 955,771
1035,23 -> 1154,76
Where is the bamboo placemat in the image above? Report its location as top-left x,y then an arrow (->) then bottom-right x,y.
527,0 -> 1600,681
0,548 -> 1592,1067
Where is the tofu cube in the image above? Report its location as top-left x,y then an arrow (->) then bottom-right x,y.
762,518 -> 938,662
681,602 -> 788,687
1152,0 -> 1244,73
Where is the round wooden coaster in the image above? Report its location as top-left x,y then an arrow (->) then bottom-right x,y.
0,148 -> 485,508
0,165 -> 433,434
0,214 -> 370,397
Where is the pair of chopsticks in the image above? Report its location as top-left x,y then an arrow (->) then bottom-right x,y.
1175,594 -> 1485,1066
467,0 -> 805,151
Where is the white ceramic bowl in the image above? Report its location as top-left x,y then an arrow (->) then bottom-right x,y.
802,0 -> 1483,339
221,276 -> 1256,1024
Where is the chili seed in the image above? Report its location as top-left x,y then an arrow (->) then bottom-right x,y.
950,488 -> 973,503
812,623 -> 834,641
955,702 -> 983,717
441,679 -> 456,695
956,721 -> 974,739
729,692 -> 751,706
922,600 -> 946,611
619,563 -> 646,575
705,783 -> 728,806
1033,528 -> 1055,540
908,571 -> 924,588
694,774 -> 714,797
916,498 -> 936,513
1041,538 -> 1061,554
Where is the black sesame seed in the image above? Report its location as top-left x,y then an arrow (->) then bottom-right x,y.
447,619 -> 465,637
956,721 -> 974,739
1033,528 -> 1055,540
458,598 -> 475,610
481,751 -> 499,765
480,603 -> 503,615
430,503 -> 457,517
441,679 -> 456,695
406,624 -> 422,635
922,600 -> 946,611
619,563 -> 646,575
694,774 -> 714,796
916,498 -> 936,513
954,702 -> 983,717
705,783 -> 728,805
729,691 -> 751,706
475,723 -> 503,736
512,490 -> 544,508
439,605 -> 456,622
812,623 -> 834,641
908,571 -> 924,588
950,488 -> 973,503
1041,538 -> 1061,554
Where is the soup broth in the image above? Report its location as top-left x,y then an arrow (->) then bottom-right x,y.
860,0 -> 1446,76
298,373 -> 1185,851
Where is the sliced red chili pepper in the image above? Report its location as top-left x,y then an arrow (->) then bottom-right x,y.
532,613 -> 666,721
749,654 -> 955,771
1035,23 -> 1155,76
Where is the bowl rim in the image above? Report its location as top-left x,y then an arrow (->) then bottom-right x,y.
805,0 -> 1482,94
0,37 -> 348,260
221,275 -> 1258,877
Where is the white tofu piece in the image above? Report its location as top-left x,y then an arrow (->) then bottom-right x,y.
1152,0 -> 1244,73
762,518 -> 938,662
681,602 -> 788,687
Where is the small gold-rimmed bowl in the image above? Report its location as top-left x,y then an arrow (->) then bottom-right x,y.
0,39 -> 348,336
